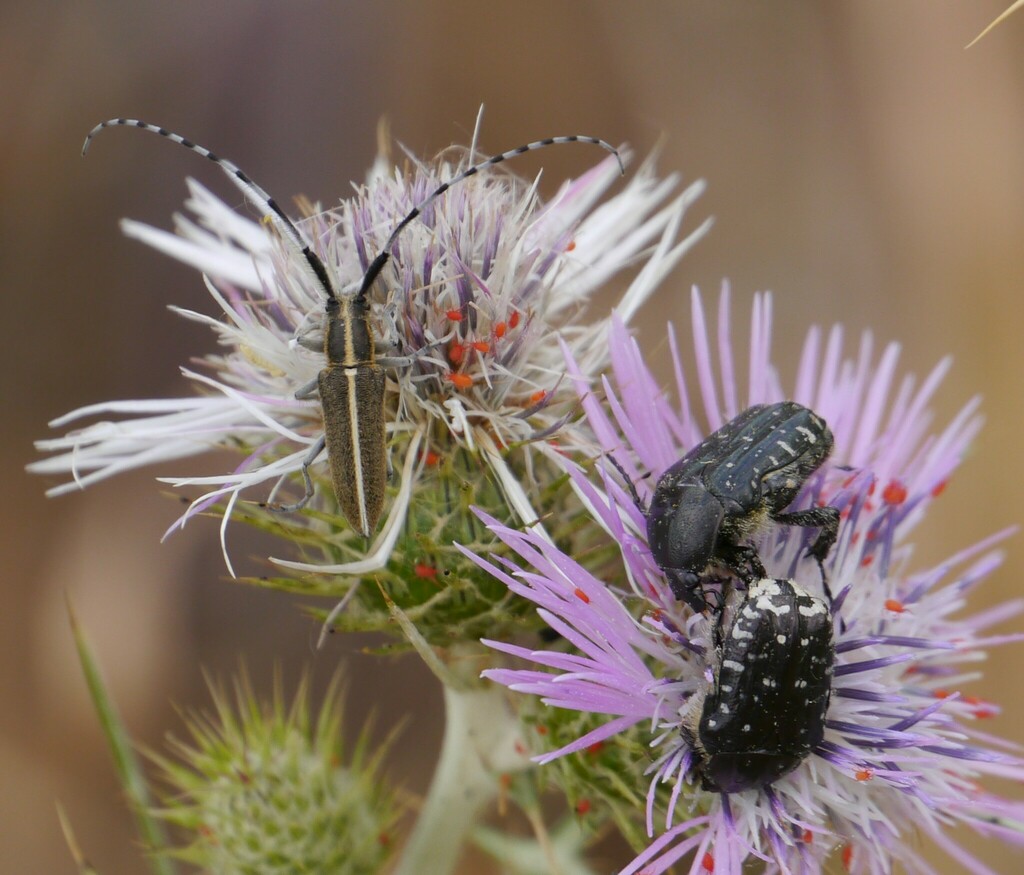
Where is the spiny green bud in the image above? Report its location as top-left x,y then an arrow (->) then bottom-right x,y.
152,672 -> 400,875
252,440 -> 589,650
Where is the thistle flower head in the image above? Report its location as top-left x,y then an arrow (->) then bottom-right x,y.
30,122 -> 708,583
466,289 -> 1024,874
152,673 -> 400,875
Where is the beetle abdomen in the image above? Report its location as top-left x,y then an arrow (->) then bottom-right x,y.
318,365 -> 387,538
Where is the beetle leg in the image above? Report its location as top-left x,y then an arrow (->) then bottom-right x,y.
603,453 -> 647,515
773,507 -> 840,561
295,333 -> 324,353
294,377 -> 320,400
666,569 -> 709,614
265,435 -> 326,513
708,587 -> 728,648
773,506 -> 840,606
377,337 -> 447,369
376,353 -> 417,368
719,543 -> 767,582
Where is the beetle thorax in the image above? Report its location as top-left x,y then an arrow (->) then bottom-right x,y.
647,482 -> 725,576
324,296 -> 375,368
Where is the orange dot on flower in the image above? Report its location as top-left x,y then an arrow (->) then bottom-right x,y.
423,450 -> 441,466
535,724 -> 548,736
586,741 -> 604,756
494,321 -> 507,338
802,829 -> 813,844
448,343 -> 465,365
855,769 -> 873,782
445,309 -> 463,321
509,310 -> 520,328
414,563 -> 438,580
566,240 -> 577,252
885,599 -> 905,613
447,373 -> 473,390
701,852 -> 715,872
974,706 -> 997,719
575,799 -> 591,815
842,845 -> 854,870
530,390 -> 548,404
932,479 -> 948,497
883,480 -> 908,505
934,689 -> 951,699
860,555 -> 874,567
471,341 -> 490,353
574,587 -> 591,604
378,832 -> 391,847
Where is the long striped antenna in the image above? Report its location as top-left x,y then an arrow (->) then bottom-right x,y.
83,119 -> 624,308
356,134 -> 623,301
83,118 -> 337,301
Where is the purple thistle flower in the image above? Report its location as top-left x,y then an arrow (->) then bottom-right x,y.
463,288 -> 1024,874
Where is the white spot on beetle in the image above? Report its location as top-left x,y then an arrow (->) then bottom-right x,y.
732,623 -> 754,640
750,579 -> 783,598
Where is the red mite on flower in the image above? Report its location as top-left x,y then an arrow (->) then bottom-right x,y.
462,289 -> 1024,874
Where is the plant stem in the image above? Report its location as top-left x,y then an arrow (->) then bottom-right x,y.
393,683 -> 529,875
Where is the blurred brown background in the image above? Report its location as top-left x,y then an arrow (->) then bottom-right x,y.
4,3 -> 1024,872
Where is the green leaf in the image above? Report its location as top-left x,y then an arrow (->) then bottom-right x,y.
66,596 -> 177,875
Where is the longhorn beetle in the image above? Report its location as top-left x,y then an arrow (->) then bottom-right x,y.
614,401 -> 840,613
83,118 -> 623,539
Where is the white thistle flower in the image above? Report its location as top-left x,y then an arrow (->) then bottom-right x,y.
30,119 -> 709,576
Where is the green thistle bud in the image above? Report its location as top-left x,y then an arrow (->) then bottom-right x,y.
152,672 -> 400,875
